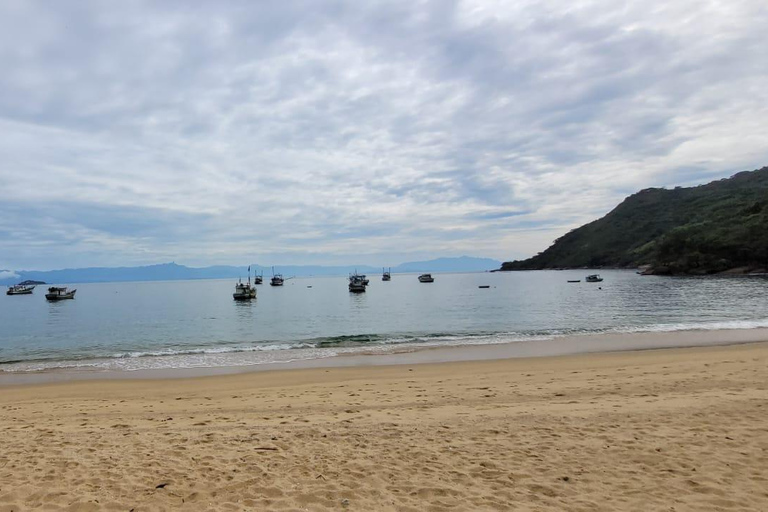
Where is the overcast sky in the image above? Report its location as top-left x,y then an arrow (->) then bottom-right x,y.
1,0 -> 766,271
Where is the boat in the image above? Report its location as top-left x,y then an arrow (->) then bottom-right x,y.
418,273 -> 434,283
270,267 -> 284,286
233,279 -> 256,300
6,284 -> 35,295
233,267 -> 257,300
567,280 -> 581,283
349,273 -> 367,293
585,274 -> 603,282
382,268 -> 391,281
478,285 -> 490,289
45,287 -> 76,300
254,272 -> 263,285
233,280 -> 256,300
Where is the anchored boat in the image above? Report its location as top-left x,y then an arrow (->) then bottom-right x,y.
270,267 -> 284,286
6,284 -> 35,295
233,280 -> 256,300
418,273 -> 434,283
233,267 -> 257,300
349,272 -> 367,293
45,287 -> 76,300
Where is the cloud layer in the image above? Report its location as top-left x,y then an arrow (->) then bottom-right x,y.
1,0 -> 767,270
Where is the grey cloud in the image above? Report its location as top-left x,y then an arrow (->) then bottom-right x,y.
1,0 -> 767,270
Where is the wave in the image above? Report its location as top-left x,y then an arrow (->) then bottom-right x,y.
2,318 -> 768,373
614,319 -> 768,333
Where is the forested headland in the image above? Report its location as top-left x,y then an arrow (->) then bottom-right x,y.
500,166 -> 768,275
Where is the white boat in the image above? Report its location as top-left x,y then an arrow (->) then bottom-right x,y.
585,274 -> 603,283
253,272 -> 263,285
382,268 -> 391,281
6,284 -> 35,295
349,273 -> 367,293
45,287 -> 76,300
418,273 -> 434,283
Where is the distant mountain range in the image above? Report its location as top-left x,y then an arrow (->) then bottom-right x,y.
500,165 -> 768,274
0,256 -> 500,285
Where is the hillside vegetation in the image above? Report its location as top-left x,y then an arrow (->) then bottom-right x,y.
501,166 -> 768,274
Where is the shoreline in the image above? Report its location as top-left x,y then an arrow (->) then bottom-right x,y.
2,326 -> 768,387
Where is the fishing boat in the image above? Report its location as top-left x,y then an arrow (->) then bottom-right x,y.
45,287 -> 76,300
270,267 -> 284,286
6,284 -> 35,295
233,267 -> 257,300
349,273 -> 367,293
233,280 -> 256,300
418,273 -> 434,283
585,274 -> 603,283
382,268 -> 391,281
253,272 -> 263,285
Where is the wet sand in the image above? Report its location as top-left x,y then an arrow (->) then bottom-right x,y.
1,340 -> 767,511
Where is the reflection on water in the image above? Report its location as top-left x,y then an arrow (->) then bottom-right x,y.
348,290 -> 369,310
233,299 -> 255,320
46,299 -> 71,324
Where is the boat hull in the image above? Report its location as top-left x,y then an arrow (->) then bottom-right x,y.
45,292 -> 76,300
6,289 -> 33,295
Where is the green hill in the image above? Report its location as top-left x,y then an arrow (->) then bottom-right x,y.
500,165 -> 768,274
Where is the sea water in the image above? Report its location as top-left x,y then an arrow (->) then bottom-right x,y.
1,270 -> 767,373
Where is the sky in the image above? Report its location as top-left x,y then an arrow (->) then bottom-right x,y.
1,0 -> 767,271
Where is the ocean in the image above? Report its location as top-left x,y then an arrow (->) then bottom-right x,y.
1,270 -> 767,374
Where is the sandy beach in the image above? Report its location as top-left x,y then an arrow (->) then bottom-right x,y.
1,340 -> 767,511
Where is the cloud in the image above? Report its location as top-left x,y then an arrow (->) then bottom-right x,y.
0,270 -> 19,281
1,0 -> 767,269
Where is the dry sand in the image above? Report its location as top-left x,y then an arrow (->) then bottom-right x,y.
1,341 -> 767,511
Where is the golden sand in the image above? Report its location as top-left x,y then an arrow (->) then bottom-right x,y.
1,342 -> 767,511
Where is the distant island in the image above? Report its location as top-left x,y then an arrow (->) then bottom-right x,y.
500,165 -> 768,275
0,256 -> 501,285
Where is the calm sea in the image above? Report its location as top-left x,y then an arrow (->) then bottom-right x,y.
1,270 -> 767,373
